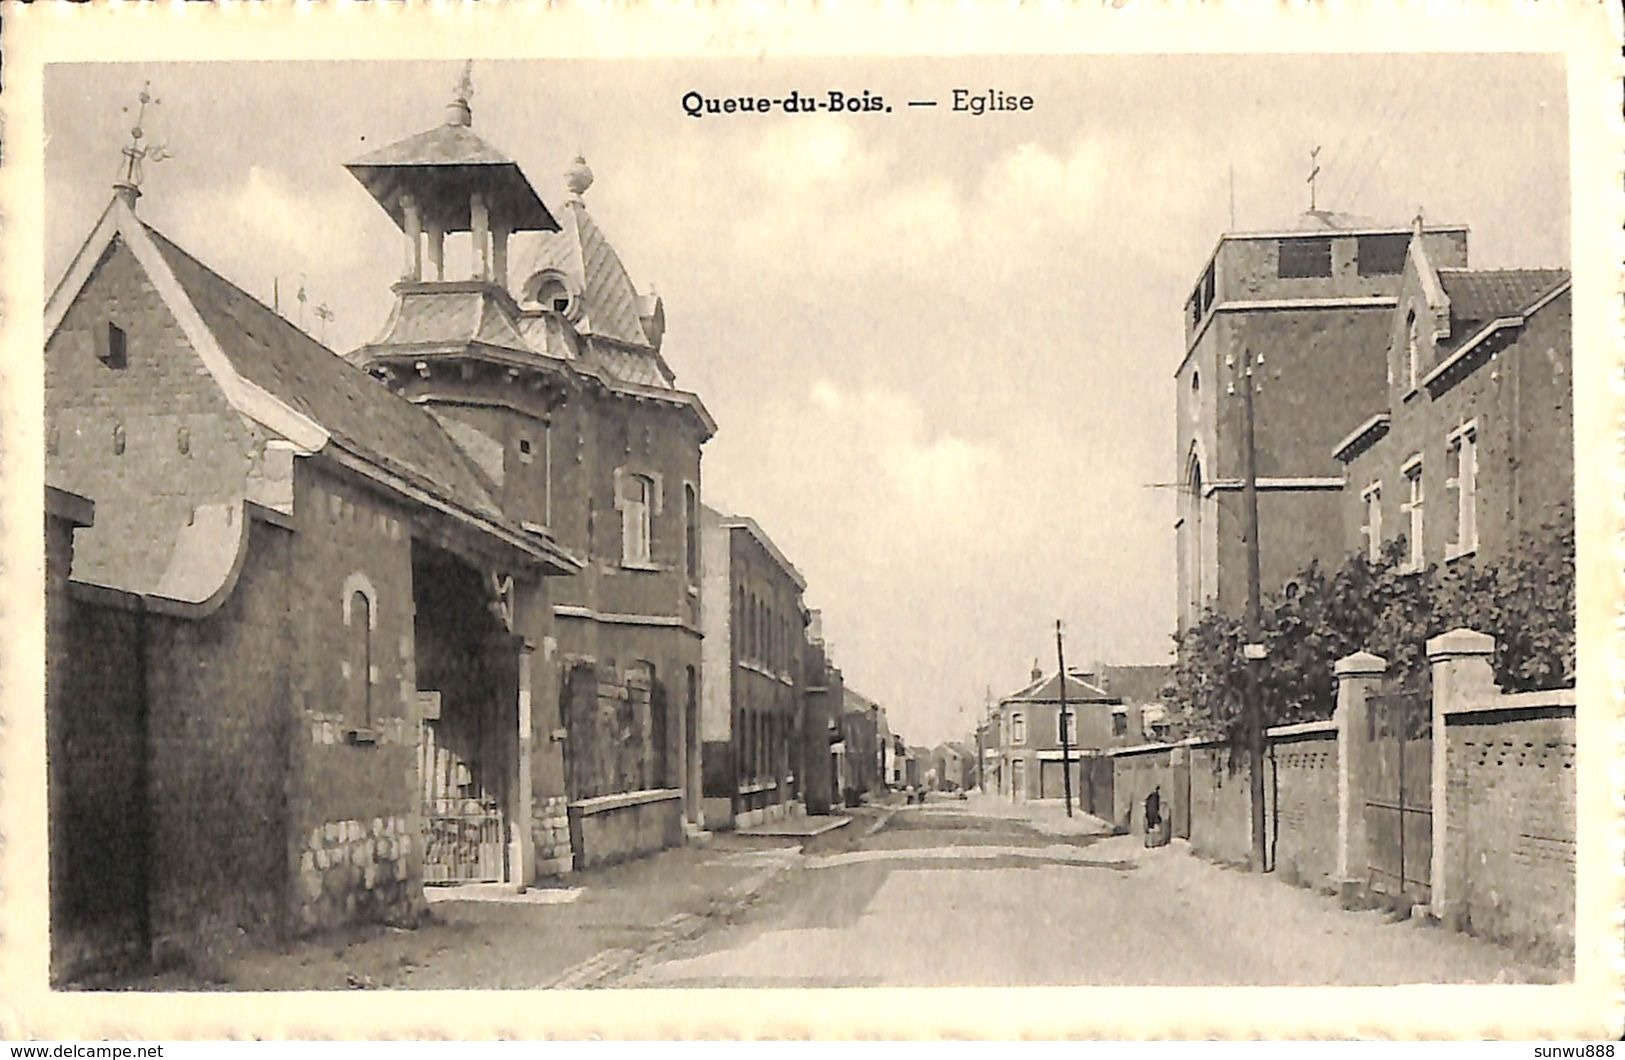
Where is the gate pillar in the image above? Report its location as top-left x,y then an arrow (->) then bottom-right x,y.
1333,651 -> 1386,889
1425,628 -> 1496,920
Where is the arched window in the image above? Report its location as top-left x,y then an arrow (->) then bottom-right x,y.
349,590 -> 373,729
1183,453 -> 1205,628
1405,311 -> 1420,391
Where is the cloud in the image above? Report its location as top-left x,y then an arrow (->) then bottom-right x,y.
223,166 -> 377,268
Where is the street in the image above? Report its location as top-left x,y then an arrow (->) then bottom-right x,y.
125,793 -> 1553,991
619,796 -> 1553,988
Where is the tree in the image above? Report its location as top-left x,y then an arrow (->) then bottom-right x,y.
1168,504 -> 1574,743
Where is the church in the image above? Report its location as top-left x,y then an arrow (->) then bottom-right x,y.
44,72 -> 712,979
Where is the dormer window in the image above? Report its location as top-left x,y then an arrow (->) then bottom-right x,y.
522,269 -> 579,320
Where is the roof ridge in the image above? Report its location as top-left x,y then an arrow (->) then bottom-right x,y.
142,223 -> 508,518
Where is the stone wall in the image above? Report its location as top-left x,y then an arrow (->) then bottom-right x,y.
568,790 -> 684,870
1441,694 -> 1576,961
297,814 -> 417,933
50,585 -> 148,983
1269,725 -> 1339,889
1188,743 -> 1269,866
1108,746 -> 1173,835
142,517 -> 297,965
532,794 -> 574,876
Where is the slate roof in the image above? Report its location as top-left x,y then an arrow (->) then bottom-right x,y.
1439,268 -> 1569,335
144,225 -> 505,521
519,199 -> 663,356
1003,668 -> 1119,705
350,123 -> 516,168
345,123 -> 558,234
1100,664 -> 1174,705
358,287 -> 534,357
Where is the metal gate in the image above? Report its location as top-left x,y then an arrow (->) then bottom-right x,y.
1363,681 -> 1432,901
420,716 -> 507,884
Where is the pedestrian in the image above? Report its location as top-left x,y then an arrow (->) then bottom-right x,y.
1144,786 -> 1163,848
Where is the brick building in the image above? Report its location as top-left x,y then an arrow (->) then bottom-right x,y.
1331,227 -> 1571,571
838,688 -> 882,803
698,506 -> 808,829
993,666 -> 1122,801
800,609 -> 845,815
931,741 -> 974,792
1175,213 -> 1472,630
44,185 -> 579,977
344,82 -> 715,866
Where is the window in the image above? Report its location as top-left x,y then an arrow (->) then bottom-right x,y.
518,437 -> 534,464
1111,713 -> 1128,739
620,473 -> 653,565
1447,424 -> 1478,557
1402,457 -> 1424,571
1357,234 -> 1410,276
1278,238 -> 1332,279
1010,712 -> 1027,746
684,484 -> 699,580
1405,311 -> 1420,392
1361,482 -> 1383,563
1057,709 -> 1074,745
349,590 -> 373,731
95,321 -> 128,369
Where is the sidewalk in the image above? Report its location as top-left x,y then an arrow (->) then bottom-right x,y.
135,835 -> 802,991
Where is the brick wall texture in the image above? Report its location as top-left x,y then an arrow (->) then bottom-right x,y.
1269,731 -> 1338,888
1444,707 -> 1576,960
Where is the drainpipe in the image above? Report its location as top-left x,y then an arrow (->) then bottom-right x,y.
513,637 -> 536,891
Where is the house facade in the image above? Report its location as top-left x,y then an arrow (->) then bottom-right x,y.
698,507 -> 808,829
1332,230 -> 1571,572
44,186 -> 580,977
800,609 -> 845,815
344,85 -> 714,866
994,667 -> 1122,801
840,689 -> 882,802
1174,214 -> 1472,630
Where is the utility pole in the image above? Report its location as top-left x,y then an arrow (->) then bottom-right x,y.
1230,346 -> 1269,873
1056,619 -> 1074,818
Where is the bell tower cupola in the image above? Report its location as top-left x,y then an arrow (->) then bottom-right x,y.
345,62 -> 559,290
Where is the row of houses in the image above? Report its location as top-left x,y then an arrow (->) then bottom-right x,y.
41,75 -> 899,981
972,663 -> 1173,802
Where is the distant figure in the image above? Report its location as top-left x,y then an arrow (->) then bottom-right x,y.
1144,786 -> 1165,848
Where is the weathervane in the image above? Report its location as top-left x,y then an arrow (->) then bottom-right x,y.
456,59 -> 474,105
117,82 -> 172,193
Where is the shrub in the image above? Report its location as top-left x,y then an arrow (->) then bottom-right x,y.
1168,504 -> 1574,743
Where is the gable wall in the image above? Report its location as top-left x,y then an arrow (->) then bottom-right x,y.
46,238 -> 262,589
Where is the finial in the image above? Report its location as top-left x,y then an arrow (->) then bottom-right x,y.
113,81 -> 172,209
446,60 -> 474,127
565,155 -> 594,199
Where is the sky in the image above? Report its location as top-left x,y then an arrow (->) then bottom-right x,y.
44,55 -> 1570,746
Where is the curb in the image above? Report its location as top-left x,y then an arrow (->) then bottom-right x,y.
863,809 -> 896,837
537,853 -> 798,989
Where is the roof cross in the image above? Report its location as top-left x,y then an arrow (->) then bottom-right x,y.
1306,145 -> 1322,212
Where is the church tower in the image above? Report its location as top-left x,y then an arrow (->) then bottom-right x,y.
349,67 -> 714,849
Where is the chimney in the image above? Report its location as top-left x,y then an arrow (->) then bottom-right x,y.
1030,659 -> 1043,682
